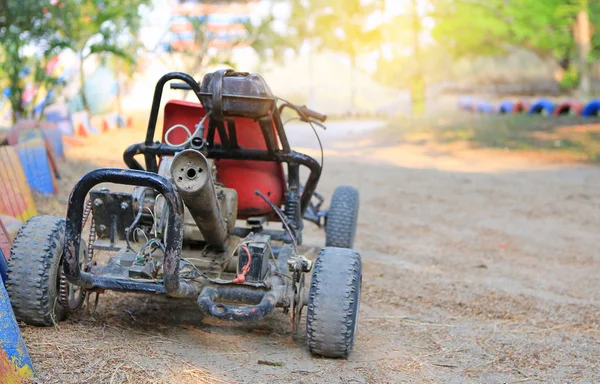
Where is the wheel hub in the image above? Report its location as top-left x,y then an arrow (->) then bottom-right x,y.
290,273 -> 306,333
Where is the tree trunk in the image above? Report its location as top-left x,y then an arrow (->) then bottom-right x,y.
574,4 -> 591,97
116,74 -> 123,127
411,0 -> 425,116
7,41 -> 24,124
9,89 -> 22,125
308,39 -> 315,109
349,56 -> 356,115
79,54 -> 91,114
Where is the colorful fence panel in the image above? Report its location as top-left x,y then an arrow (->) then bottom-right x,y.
0,147 -> 37,221
16,138 -> 57,195
18,129 -> 60,183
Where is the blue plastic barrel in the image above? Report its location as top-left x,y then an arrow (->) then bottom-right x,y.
498,101 -> 514,113
458,96 -> 474,111
476,102 -> 495,114
528,99 -> 555,115
581,100 -> 600,117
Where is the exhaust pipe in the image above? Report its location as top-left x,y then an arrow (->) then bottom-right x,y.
171,149 -> 228,251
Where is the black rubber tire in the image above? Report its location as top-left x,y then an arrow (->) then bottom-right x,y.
325,185 -> 359,249
6,215 -> 68,326
306,247 -> 362,358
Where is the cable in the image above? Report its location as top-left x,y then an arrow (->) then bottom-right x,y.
125,188 -> 147,252
163,124 -> 190,146
180,258 -> 218,282
135,228 -> 149,244
144,207 -> 157,238
233,246 -> 252,284
164,111 -> 212,147
254,190 -> 298,253
308,120 -> 324,171
282,117 -> 324,170
138,238 -> 165,257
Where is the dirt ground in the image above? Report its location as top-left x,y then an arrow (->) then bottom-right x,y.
22,118 -> 600,383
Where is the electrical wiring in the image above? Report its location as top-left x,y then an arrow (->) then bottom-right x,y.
254,190 -> 298,254
164,111 -> 212,147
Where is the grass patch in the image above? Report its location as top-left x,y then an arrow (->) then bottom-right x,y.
384,113 -> 600,162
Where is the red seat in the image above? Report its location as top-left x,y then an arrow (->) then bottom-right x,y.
162,100 -> 285,218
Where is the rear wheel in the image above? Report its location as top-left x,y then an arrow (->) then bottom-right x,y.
6,216 -> 68,326
325,185 -> 359,248
306,247 -> 362,358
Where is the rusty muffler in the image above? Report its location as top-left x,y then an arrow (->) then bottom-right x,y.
171,149 -> 228,251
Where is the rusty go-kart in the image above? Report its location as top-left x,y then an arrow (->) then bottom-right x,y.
6,70 -> 361,357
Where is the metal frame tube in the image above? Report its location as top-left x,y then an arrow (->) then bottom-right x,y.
197,285 -> 282,321
123,143 -> 321,216
63,168 -> 185,294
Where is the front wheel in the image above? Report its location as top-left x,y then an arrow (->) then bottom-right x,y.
306,247 -> 362,358
325,185 -> 359,248
6,216 -> 68,326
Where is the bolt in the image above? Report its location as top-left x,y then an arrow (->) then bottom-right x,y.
287,259 -> 297,272
93,198 -> 103,207
120,202 -> 129,210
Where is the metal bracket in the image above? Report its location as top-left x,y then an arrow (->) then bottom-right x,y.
90,190 -> 135,250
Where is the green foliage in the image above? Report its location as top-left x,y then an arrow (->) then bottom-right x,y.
289,0 -> 383,110
48,0 -> 150,113
560,65 -> 580,89
0,0 -> 59,122
160,9 -> 292,79
241,15 -> 288,64
431,0 -> 513,58
0,0 -> 150,121
311,0 -> 382,61
430,0 -> 591,69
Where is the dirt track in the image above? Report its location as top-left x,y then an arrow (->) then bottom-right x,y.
24,120 -> 600,383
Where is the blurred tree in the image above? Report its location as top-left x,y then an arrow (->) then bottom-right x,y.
159,12 -> 287,82
105,45 -> 140,127
410,0 -> 424,115
49,0 -> 150,114
240,14 -> 289,66
573,0 -> 591,96
160,15 -> 222,79
287,0 -> 323,107
311,0 -> 382,112
0,0 -> 63,122
429,0 -> 598,91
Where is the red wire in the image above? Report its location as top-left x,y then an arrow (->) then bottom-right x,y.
233,246 -> 252,284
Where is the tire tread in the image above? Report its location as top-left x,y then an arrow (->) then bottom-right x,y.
325,185 -> 359,248
306,247 -> 362,358
6,215 -> 66,326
